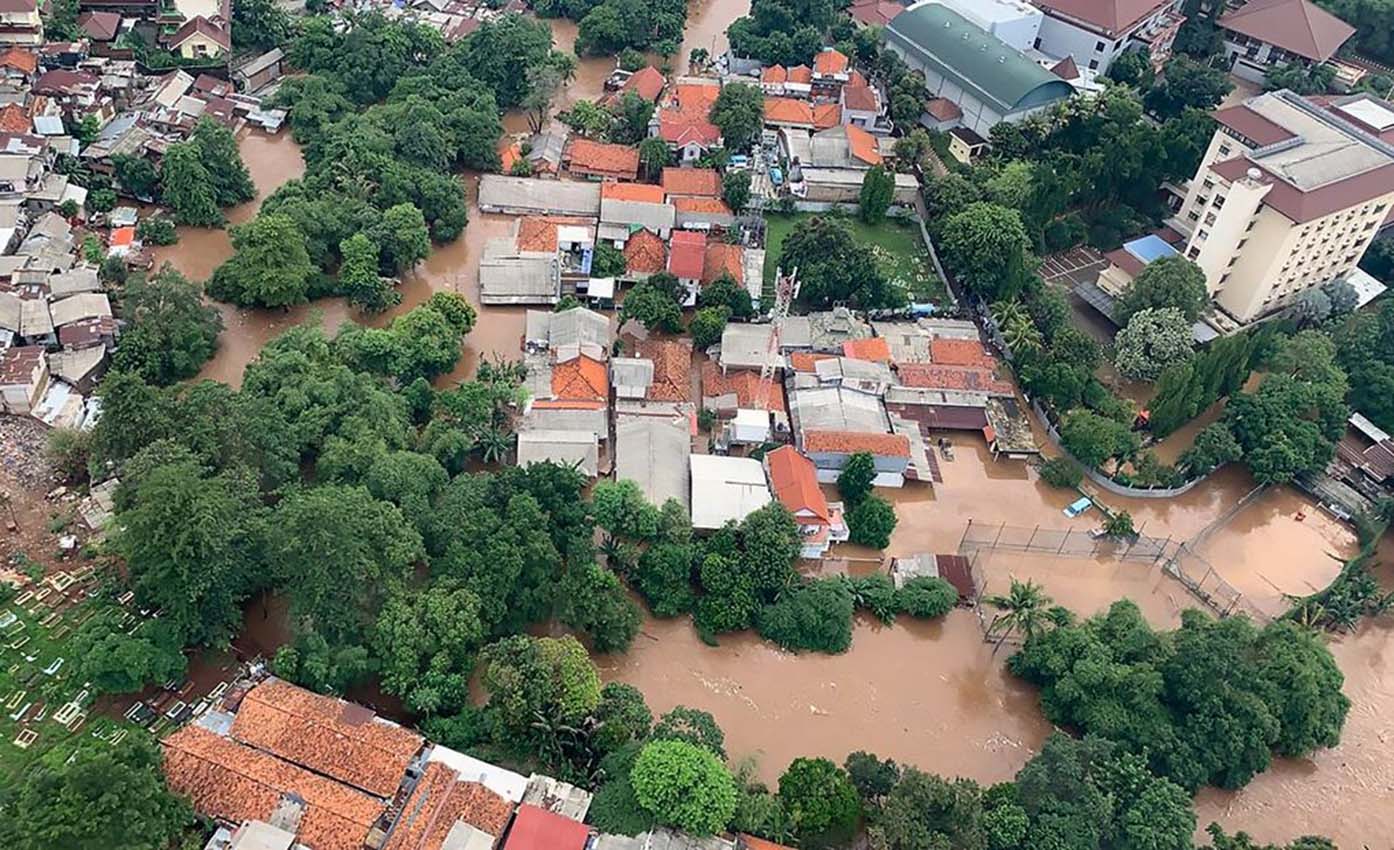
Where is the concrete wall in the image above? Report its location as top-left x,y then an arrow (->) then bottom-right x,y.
1035,14 -> 1124,73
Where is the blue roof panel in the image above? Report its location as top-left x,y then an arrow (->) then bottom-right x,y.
1123,234 -> 1178,265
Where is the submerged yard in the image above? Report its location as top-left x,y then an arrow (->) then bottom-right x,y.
762,212 -> 949,305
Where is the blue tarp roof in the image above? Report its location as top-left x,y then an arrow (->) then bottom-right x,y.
1123,234 -> 1179,265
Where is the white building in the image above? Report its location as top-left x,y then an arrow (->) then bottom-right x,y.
1029,0 -> 1185,74
933,0 -> 1041,52
689,455 -> 771,530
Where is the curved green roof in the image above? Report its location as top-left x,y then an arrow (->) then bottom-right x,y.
885,3 -> 1074,114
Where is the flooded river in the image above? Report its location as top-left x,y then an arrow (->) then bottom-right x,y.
156,13 -> 1393,841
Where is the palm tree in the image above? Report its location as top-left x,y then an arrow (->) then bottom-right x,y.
477,427 -> 513,465
983,579 -> 1054,655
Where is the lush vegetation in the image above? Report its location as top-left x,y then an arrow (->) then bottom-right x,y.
533,0 -> 687,57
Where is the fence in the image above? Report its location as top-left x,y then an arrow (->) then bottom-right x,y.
957,519 -> 1183,564
1161,544 -> 1269,623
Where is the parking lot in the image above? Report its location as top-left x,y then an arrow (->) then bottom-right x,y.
1039,245 -> 1108,288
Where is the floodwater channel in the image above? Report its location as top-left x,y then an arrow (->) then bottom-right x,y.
158,11 -> 1393,842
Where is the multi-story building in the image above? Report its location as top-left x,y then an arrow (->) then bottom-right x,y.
1217,0 -> 1354,85
0,0 -> 41,48
1172,90 -> 1394,325
1029,0 -> 1184,74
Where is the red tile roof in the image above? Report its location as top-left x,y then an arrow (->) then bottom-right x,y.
623,228 -> 667,274
1218,0 -> 1355,62
845,124 -> 882,166
788,351 -> 835,373
787,65 -> 813,84
925,97 -> 962,122
814,102 -> 842,130
0,103 -> 28,133
842,84 -> 878,112
1034,0 -> 1173,37
168,15 -> 231,51
566,139 -> 640,180
761,65 -> 788,84
701,361 -> 786,412
842,337 -> 891,363
0,345 -> 42,384
636,337 -> 692,401
896,363 -> 1014,395
813,48 -> 849,76
848,0 -> 905,26
77,10 -> 121,41
668,229 -> 707,279
803,429 -> 910,457
741,836 -> 799,850
1211,104 -> 1298,146
702,242 -> 744,285
515,216 -> 592,253
503,804 -> 590,850
551,354 -> 608,402
673,196 -> 733,215
162,725 -> 386,850
929,337 -> 996,368
602,181 -> 667,203
229,678 -> 423,798
662,167 -> 721,197
382,762 -> 513,850
765,96 -> 815,127
658,83 -> 722,147
766,445 -> 830,522
621,66 -> 665,102
1050,55 -> 1079,80
0,47 -> 36,74
1210,155 -> 1394,224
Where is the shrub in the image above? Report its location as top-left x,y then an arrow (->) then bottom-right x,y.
757,579 -> 854,653
1038,456 -> 1083,489
895,576 -> 957,618
847,495 -> 897,549
845,574 -> 896,623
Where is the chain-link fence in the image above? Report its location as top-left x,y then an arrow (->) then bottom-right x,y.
957,519 -> 1183,564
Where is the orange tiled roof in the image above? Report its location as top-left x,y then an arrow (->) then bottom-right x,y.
766,445 -> 830,522
702,242 -> 743,285
842,84 -> 878,112
636,337 -> 692,402
814,48 -> 850,75
551,354 -> 608,402
0,103 -> 28,133
674,81 -> 720,112
787,65 -> 813,84
229,678 -> 423,798
845,124 -> 882,166
765,96 -> 815,126
603,181 -> 667,204
382,762 -> 513,850
897,363 -> 1014,395
789,351 -> 835,372
701,361 -> 786,412
657,83 -> 722,147
163,725 -> 386,850
741,835 -> 798,850
499,139 -> 521,174
842,337 -> 891,363
673,196 -> 732,215
623,228 -> 667,274
621,66 -> 665,102
668,229 -> 707,279
814,102 -> 842,130
565,138 -> 639,178
662,167 -> 721,197
930,337 -> 996,368
515,216 -> 592,253
848,69 -> 868,88
803,429 -> 910,457
0,48 -> 36,75
761,65 -> 787,84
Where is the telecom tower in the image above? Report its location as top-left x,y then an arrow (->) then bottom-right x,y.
755,267 -> 798,411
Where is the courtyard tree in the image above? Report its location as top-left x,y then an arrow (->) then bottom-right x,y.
1114,307 -> 1194,381
939,202 -> 1034,300
859,166 -> 895,223
689,306 -> 730,348
640,137 -> 671,179
480,634 -> 603,756
620,280 -> 685,333
1060,409 -> 1138,468
631,739 -> 739,835
847,494 -> 897,549
836,451 -> 876,506
1116,255 -> 1208,323
756,578 -> 855,653
709,82 -> 765,152
894,576 -> 958,619
983,578 -> 1055,651
722,170 -> 752,212
780,216 -> 903,309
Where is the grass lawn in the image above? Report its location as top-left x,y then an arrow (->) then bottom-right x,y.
762,212 -> 949,305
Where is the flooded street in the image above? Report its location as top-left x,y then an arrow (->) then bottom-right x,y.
146,18 -> 1394,842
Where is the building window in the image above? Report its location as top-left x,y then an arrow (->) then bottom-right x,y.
1187,211 -> 1200,221
1202,178 -> 1215,189
1197,230 -> 1209,241
1246,220 -> 1256,232
1204,212 -> 1217,226
1219,144 -> 1232,156
1188,246 -> 1200,259
1095,40 -> 1106,51
1213,195 -> 1225,208
1034,37 -> 1041,49
1088,59 -> 1099,70
1220,273 -> 1230,285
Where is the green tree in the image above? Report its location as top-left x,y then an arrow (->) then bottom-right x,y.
557,562 -> 643,652
722,170 -> 752,212
481,634 -> 602,757
983,578 -> 1054,652
1038,456 -> 1084,489
613,91 -> 657,144
1060,409 -> 1138,467
895,576 -> 958,619
1181,422 -> 1243,474
1117,256 -> 1208,323
372,202 -> 432,274
631,739 -> 739,835
70,616 -> 187,695
592,241 -> 627,278
114,460 -> 266,647
778,757 -> 862,847
159,141 -> 222,226
1104,510 -> 1136,538
836,451 -> 876,507
640,137 -> 671,179
939,202 -> 1034,299
340,231 -> 399,313
847,494 -> 897,549
0,739 -> 194,850
620,279 -> 684,332
373,583 -> 484,715
1203,824 -> 1337,850
699,276 -> 755,319
634,542 -> 697,615
137,215 -> 178,245
843,751 -> 900,804
111,264 -> 223,385
232,0 -> 291,49
859,165 -> 895,224
869,768 -> 987,850
652,705 -> 726,757
208,213 -> 314,308
757,578 -> 855,653
709,82 -> 765,152
191,118 -> 256,206
593,682 -> 653,754
689,305 -> 729,347
1144,56 -> 1233,118
779,216 -> 903,309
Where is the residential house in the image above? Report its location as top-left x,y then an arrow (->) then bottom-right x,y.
621,227 -> 666,280
667,229 -> 706,300
701,241 -> 744,289
672,196 -> 734,230
779,307 -> 873,353
1030,0 -> 1185,75
840,82 -> 883,131
615,65 -> 665,103
524,306 -> 611,361
615,414 -> 692,511
661,166 -> 721,200
719,321 -> 776,370
599,181 -> 675,243
77,10 -> 122,44
49,292 -> 112,329
1217,0 -> 1354,84
477,175 -> 601,217
811,48 -> 851,96
764,96 -> 840,132
689,454 -> 772,530
503,805 -> 591,850
807,123 -> 883,168
700,359 -> 786,417
765,445 -> 848,557
884,3 -> 1073,135
627,337 -> 693,413
564,138 -> 640,181
848,0 -> 905,27
1169,90 -> 1394,325
0,45 -> 36,84
0,0 -> 41,47
947,126 -> 989,164
798,167 -> 919,204
890,552 -> 977,601
517,429 -> 600,476
166,16 -> 230,60
655,81 -> 722,162
760,64 -> 813,98
527,118 -> 570,175
236,47 -> 284,93
788,383 -> 911,485
479,216 -> 596,305
0,344 -> 46,413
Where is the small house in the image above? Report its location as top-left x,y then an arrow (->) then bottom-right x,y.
690,454 -> 772,530
947,126 -> 988,165
564,139 -> 640,182
0,344 -> 47,413
765,445 -> 848,558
